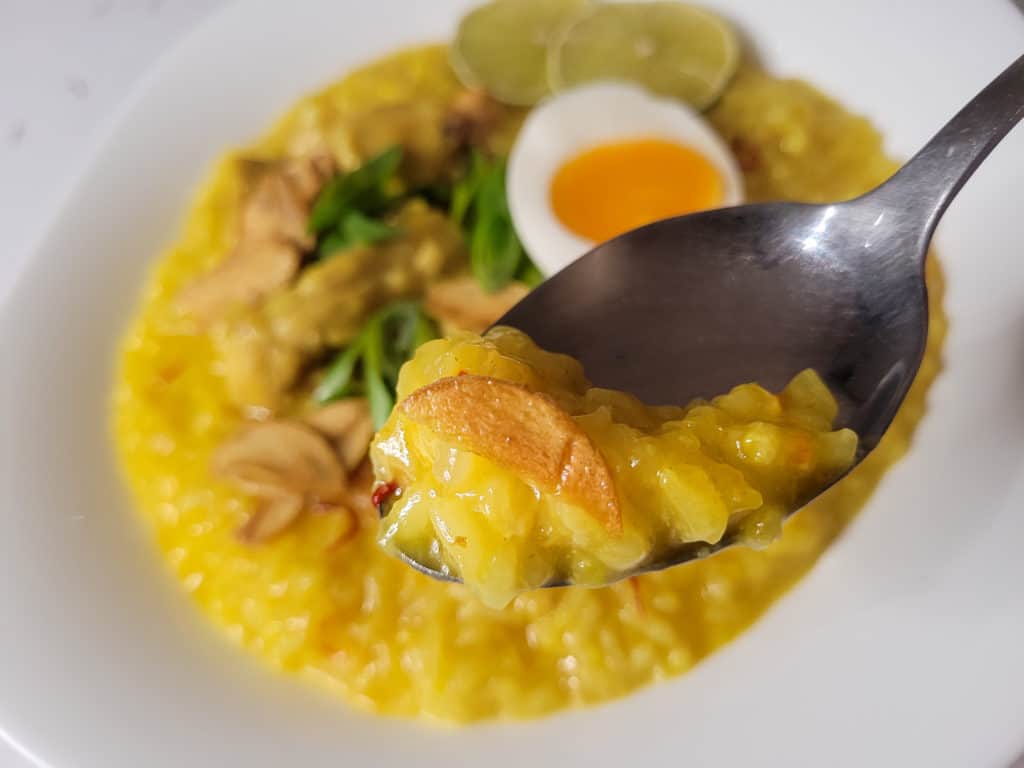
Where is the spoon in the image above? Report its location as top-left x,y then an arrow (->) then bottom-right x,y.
392,53 -> 1024,585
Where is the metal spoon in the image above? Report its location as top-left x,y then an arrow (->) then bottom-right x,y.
392,53 -> 1024,585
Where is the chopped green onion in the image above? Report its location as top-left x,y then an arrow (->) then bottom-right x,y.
470,158 -> 524,292
313,336 -> 364,404
312,300 -> 439,427
515,259 -> 545,288
316,230 -> 351,260
308,146 -> 404,235
451,150 -> 486,228
317,211 -> 400,260
340,211 -> 399,247
361,316 -> 395,429
450,151 -> 542,293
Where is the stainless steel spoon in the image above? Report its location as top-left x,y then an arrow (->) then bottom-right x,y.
392,53 -> 1024,585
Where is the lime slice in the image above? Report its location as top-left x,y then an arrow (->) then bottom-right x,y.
451,0 -> 591,106
549,2 -> 740,110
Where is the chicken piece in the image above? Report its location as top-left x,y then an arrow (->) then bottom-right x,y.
214,316 -> 305,411
350,101 -> 460,188
176,240 -> 300,328
216,200 -> 466,411
280,152 -> 335,203
304,398 -> 376,472
242,171 -> 314,250
424,276 -> 530,334
270,200 -> 464,348
237,495 -> 304,544
176,153 -> 335,326
241,152 -> 334,250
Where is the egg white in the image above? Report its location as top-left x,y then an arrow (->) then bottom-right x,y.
507,81 -> 744,277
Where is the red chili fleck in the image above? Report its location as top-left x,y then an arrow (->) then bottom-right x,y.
371,481 -> 399,508
456,369 -> 469,376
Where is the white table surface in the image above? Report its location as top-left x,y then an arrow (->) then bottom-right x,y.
0,4 -> 226,764
0,0 -> 225,305
1,1 -> 1022,767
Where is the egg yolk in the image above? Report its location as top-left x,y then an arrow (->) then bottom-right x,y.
550,138 -> 724,243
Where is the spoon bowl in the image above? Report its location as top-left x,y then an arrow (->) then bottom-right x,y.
391,52 -> 1024,585
503,198 -> 928,454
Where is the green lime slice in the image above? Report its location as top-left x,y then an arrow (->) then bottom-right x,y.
451,0 -> 591,106
549,1 -> 740,110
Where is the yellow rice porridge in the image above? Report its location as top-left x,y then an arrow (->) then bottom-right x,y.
113,43 -> 946,722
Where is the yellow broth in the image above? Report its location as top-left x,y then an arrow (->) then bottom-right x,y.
113,45 -> 946,721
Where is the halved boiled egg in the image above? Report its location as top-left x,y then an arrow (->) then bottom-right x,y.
507,81 -> 743,276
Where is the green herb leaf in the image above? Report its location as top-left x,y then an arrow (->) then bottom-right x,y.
470,159 -> 525,292
451,150 -> 486,228
316,230 -> 351,260
308,146 -> 404,235
451,152 -> 532,293
366,373 -> 395,431
313,336 -> 365,404
360,317 -> 395,429
515,258 -> 545,288
341,210 -> 399,246
407,308 -> 439,350
316,211 -> 400,260
311,299 -> 438,426
379,301 -> 438,382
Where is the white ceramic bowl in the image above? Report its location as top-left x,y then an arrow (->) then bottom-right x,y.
1,1 -> 1023,766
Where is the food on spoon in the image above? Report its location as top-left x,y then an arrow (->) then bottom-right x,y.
398,374 -> 623,533
371,328 -> 858,607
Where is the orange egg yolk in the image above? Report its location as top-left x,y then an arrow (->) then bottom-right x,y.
550,138 -> 724,243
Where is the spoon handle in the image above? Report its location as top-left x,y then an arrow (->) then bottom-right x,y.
872,53 -> 1024,244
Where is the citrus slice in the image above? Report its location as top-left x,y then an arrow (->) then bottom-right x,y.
451,0 -> 591,106
549,1 -> 740,110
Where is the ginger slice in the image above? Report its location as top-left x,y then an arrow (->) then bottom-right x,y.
213,420 -> 345,503
304,398 -> 376,472
399,375 -> 621,533
176,239 -> 300,326
237,494 -> 303,544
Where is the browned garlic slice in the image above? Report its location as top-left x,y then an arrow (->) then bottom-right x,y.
399,374 -> 622,532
